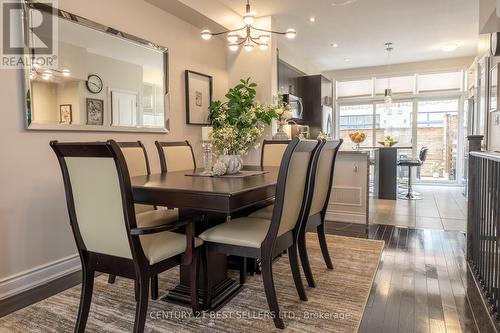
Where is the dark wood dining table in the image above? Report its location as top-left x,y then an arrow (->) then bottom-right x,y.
131,166 -> 279,310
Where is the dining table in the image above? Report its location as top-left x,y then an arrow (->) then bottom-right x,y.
131,165 -> 279,310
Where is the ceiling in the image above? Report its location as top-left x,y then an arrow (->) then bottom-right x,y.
217,0 -> 479,71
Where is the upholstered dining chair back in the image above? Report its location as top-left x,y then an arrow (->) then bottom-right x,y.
155,141 -> 196,173
117,141 -> 153,214
308,139 -> 343,217
50,140 -> 139,260
261,140 -> 291,167
266,138 -> 322,238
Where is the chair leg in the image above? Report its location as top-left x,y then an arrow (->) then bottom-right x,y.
261,257 -> 285,329
190,249 -> 201,316
239,257 -> 247,284
75,268 -> 94,333
133,274 -> 150,333
151,275 -> 158,300
317,222 -> 334,269
298,230 -> 316,288
202,245 -> 211,310
108,274 -> 116,284
288,243 -> 308,301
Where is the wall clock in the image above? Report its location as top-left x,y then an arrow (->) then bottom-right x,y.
86,74 -> 103,94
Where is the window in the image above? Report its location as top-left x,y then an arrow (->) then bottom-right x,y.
375,75 -> 414,95
375,101 -> 413,146
338,103 -> 374,149
417,71 -> 462,92
337,79 -> 372,98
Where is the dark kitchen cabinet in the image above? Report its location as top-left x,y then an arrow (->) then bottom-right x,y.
297,75 -> 333,138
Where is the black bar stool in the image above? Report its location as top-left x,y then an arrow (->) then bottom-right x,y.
397,147 -> 428,200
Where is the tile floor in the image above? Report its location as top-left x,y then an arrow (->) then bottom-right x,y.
369,185 -> 467,232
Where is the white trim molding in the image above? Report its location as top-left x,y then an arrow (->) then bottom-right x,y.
0,254 -> 81,301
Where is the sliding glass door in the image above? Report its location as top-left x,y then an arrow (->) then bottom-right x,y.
338,103 -> 375,149
415,98 -> 460,183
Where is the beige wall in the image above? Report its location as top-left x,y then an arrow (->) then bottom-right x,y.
0,0 -> 228,285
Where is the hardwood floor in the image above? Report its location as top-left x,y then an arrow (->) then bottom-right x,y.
326,222 -> 497,333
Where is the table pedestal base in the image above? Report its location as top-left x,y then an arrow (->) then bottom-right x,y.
162,277 -> 242,311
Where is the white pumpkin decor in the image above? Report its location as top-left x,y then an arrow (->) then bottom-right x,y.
212,161 -> 227,176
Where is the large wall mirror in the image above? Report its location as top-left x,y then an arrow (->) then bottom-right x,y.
24,2 -> 169,132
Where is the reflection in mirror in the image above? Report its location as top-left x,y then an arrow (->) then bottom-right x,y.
25,2 -> 168,132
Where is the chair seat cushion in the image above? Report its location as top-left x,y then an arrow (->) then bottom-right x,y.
199,217 -> 272,248
248,205 -> 274,220
136,208 -> 179,228
140,231 -> 203,265
398,159 -> 422,167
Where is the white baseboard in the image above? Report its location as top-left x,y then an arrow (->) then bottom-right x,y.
325,211 -> 367,224
0,254 -> 81,301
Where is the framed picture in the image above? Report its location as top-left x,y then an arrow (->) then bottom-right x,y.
185,70 -> 212,125
490,64 -> 498,112
86,98 -> 104,125
59,104 -> 72,124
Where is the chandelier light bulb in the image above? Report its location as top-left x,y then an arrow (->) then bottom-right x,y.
62,69 -> 71,77
201,29 -> 212,40
259,34 -> 270,43
42,74 -> 51,80
243,12 -> 255,25
227,32 -> 239,43
244,42 -> 254,52
259,42 -> 268,50
29,71 -> 36,80
285,29 -> 296,39
229,42 -> 239,52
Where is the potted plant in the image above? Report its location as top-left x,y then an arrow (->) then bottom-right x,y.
272,98 -> 293,140
209,78 -> 278,174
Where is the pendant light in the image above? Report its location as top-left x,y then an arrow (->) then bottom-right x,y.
384,42 -> 394,106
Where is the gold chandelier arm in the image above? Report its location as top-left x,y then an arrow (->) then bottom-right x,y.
250,25 -> 286,35
211,26 -> 247,36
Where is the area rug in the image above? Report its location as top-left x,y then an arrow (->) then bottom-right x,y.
0,234 -> 384,333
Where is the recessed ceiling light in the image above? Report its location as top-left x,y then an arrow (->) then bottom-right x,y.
344,58 -> 350,62
331,43 -> 338,48
441,43 -> 458,52
332,0 -> 357,6
309,17 -> 316,23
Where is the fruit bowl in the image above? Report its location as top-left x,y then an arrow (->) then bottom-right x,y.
348,131 -> 366,144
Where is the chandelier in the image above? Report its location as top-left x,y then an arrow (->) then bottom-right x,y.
200,0 -> 296,52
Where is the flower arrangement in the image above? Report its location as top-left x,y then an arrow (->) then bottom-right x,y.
274,98 -> 293,125
208,78 -> 278,155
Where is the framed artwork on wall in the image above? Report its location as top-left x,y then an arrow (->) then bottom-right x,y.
59,104 -> 72,124
86,98 -> 104,125
185,70 -> 212,125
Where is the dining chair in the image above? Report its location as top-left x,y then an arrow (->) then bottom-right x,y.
260,139 -> 291,167
249,139 -> 342,288
155,140 -> 196,172
109,141 -> 180,300
199,138 -> 323,329
50,140 -> 203,333
297,139 -> 342,287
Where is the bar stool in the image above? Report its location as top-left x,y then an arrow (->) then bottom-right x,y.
397,146 -> 428,200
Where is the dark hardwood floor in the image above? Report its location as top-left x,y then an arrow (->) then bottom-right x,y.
1,222 -> 498,333
326,222 -> 498,333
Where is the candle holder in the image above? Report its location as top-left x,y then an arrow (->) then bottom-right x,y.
201,141 -> 213,176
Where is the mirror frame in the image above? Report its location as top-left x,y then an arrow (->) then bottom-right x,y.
23,1 -> 170,133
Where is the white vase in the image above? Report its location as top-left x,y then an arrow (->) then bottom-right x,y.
218,155 -> 243,174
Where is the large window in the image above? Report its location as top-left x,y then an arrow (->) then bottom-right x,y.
375,101 -> 413,146
416,99 -> 459,182
338,103 -> 374,149
335,70 -> 466,184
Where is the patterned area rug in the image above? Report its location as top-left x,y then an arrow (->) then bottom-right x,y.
0,234 -> 384,333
